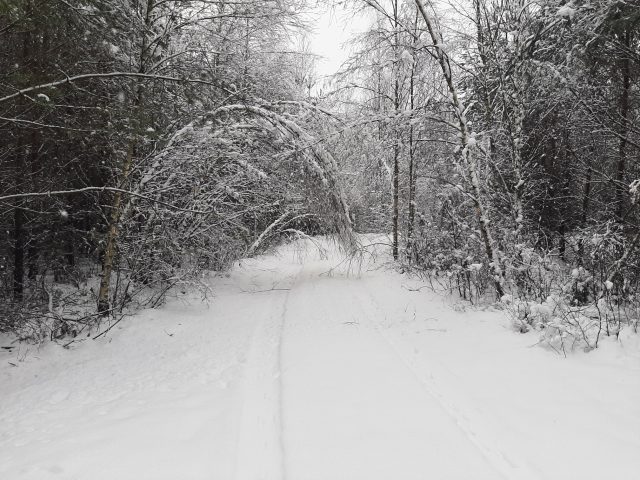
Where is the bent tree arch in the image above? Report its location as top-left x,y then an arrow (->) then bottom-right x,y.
209,103 -> 354,240
96,102 -> 357,313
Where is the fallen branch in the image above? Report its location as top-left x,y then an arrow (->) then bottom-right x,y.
93,314 -> 126,340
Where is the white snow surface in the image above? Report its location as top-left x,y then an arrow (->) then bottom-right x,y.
2,236 -> 640,480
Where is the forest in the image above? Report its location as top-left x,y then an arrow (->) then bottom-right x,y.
1,0 -> 639,349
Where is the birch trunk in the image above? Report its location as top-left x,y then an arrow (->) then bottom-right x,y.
96,0 -> 156,314
414,0 -> 504,297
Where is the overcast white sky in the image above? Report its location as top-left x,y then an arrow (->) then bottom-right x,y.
307,4 -> 371,79
305,1 -> 473,81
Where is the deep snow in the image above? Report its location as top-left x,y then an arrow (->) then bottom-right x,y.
1,237 -> 639,480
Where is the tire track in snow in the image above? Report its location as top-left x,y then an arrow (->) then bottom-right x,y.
354,283 -> 540,480
233,266 -> 300,480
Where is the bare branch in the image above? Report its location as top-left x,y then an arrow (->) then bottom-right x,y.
0,72 -> 235,105
0,187 -> 216,215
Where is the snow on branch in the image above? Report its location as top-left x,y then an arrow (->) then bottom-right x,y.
208,103 -> 355,246
0,72 -> 235,105
158,102 -> 358,250
0,186 -> 215,215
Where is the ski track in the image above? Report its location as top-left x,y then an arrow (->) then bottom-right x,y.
279,264 -> 503,480
231,246 -> 639,480
234,243 -> 639,480
234,264 -> 301,480
352,284 -> 538,480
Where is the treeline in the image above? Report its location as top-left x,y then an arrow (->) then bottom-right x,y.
0,0 -> 352,339
2,0 -> 639,350
332,0 -> 639,349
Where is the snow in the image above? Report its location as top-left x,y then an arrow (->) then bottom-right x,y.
630,179 -> 640,203
400,49 -> 414,65
1,237 -> 639,479
104,42 -> 120,55
556,5 -> 576,20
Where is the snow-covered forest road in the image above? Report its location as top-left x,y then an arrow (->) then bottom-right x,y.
2,238 -> 639,480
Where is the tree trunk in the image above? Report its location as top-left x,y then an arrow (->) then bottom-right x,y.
13,193 -> 25,301
407,39 -> 417,260
12,11 -> 32,301
96,0 -> 155,314
391,0 -> 400,260
97,142 -> 135,314
577,163 -> 592,266
414,0 -> 504,298
392,136 -> 400,260
615,29 -> 631,222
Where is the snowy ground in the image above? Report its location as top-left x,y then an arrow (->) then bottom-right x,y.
2,237 -> 639,480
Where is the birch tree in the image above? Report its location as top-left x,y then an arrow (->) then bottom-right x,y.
413,0 -> 505,296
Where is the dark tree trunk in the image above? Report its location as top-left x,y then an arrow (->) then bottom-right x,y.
13,199 -> 25,301
391,0 -> 400,261
616,29 -> 632,221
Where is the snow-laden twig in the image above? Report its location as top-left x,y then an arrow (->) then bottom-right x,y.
247,212 -> 314,256
0,71 -> 234,104
0,187 -> 215,214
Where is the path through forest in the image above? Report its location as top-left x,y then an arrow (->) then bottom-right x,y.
1,237 -> 639,480
235,250 -> 531,480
